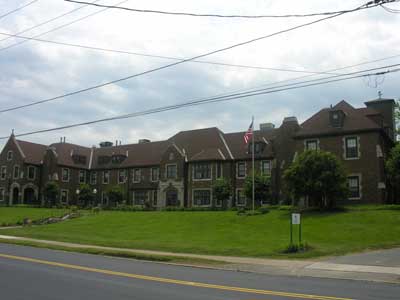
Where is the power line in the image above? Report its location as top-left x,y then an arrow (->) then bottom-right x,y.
0,30 -> 341,76
381,3 -> 400,12
0,0 -> 100,44
0,0 -> 39,21
0,0 -> 130,52
2,22 -> 398,103
2,65 -> 399,140
64,0 -> 395,19
0,1 -> 381,113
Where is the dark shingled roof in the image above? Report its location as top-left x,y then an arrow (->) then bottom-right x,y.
224,130 -> 276,160
49,143 -> 92,169
91,140 -> 170,169
296,100 -> 382,138
169,127 -> 232,161
16,139 -> 47,165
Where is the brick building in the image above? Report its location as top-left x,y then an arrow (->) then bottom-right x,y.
0,98 -> 396,207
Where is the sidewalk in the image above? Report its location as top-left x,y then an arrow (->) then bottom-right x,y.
0,234 -> 399,284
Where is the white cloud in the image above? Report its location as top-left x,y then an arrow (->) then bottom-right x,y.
0,0 -> 400,149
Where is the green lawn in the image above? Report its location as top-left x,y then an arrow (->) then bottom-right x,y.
1,207 -> 400,258
0,207 -> 70,226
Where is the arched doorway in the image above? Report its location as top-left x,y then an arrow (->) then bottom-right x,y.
24,188 -> 37,205
166,188 -> 179,206
12,187 -> 20,205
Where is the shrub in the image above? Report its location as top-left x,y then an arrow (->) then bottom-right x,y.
258,206 -> 270,214
282,242 -> 311,254
236,207 -> 246,216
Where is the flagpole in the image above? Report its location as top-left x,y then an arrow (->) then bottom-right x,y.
252,116 -> 255,213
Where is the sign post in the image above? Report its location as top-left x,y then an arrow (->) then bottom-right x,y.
290,213 -> 301,245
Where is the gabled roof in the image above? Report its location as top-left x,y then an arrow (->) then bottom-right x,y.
16,139 -> 47,165
49,142 -> 92,169
169,127 -> 232,161
296,100 -> 382,137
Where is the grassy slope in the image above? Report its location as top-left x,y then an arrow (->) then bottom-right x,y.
0,207 -> 69,225
1,208 -> 399,258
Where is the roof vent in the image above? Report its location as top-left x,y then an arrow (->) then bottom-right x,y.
99,141 -> 113,148
260,123 -> 275,131
282,116 -> 298,123
138,139 -> 151,144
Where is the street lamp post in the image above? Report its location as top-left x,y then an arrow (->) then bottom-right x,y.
93,188 -> 97,206
76,189 -> 80,206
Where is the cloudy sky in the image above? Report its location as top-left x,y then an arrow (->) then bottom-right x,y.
0,0 -> 399,149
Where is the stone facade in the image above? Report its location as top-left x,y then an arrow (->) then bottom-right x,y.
0,98 -> 396,207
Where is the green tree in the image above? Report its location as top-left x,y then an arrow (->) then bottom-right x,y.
43,181 -> 59,206
243,173 -> 271,206
386,143 -> 400,203
284,150 -> 348,209
107,185 -> 124,206
212,178 -> 232,208
77,183 -> 94,207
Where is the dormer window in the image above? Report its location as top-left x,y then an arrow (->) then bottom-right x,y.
248,142 -> 266,154
7,151 -> 13,161
112,154 -> 127,164
329,110 -> 345,128
305,139 -> 319,151
72,154 -> 87,165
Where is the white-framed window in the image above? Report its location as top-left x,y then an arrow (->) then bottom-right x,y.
101,191 -> 109,205
236,189 -> 246,206
102,170 -> 110,184
169,153 -> 174,160
118,170 -> 126,184
193,189 -> 212,207
61,168 -> 70,182
0,166 -> 6,180
13,165 -> 20,179
236,162 -> 246,179
345,136 -> 359,159
90,172 -> 97,185
261,160 -> 272,176
216,162 -> 223,179
7,151 -> 13,161
151,167 -> 159,182
193,163 -> 212,180
132,169 -> 141,183
133,190 -> 147,205
305,139 -> 319,151
27,166 -> 36,180
60,189 -> 69,204
79,170 -> 86,184
152,190 -> 158,206
166,164 -> 177,179
0,188 -> 4,201
348,175 -> 361,199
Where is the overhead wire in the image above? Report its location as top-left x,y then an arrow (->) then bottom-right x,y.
2,65 -> 399,140
64,0 -> 395,18
0,1 -> 382,113
0,30 -> 341,76
0,0 -> 130,52
0,0 -> 40,21
0,0 -> 100,44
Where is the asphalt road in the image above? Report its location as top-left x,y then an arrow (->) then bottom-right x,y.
0,243 -> 399,300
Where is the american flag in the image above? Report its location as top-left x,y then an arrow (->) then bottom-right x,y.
244,119 -> 253,144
